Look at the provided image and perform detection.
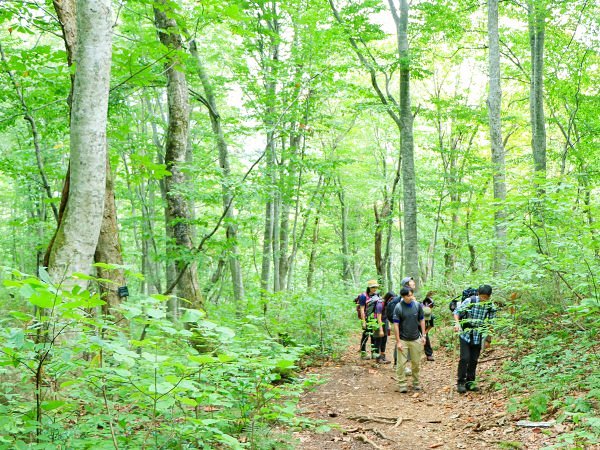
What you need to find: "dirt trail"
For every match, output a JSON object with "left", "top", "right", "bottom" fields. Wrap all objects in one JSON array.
[{"left": 294, "top": 338, "right": 563, "bottom": 449}]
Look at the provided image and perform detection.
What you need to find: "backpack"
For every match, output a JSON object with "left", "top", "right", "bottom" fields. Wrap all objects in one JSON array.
[
  {"left": 365, "top": 294, "right": 382, "bottom": 319},
  {"left": 449, "top": 287, "right": 478, "bottom": 313},
  {"left": 354, "top": 293, "right": 370, "bottom": 319},
  {"left": 386, "top": 296, "right": 401, "bottom": 323}
]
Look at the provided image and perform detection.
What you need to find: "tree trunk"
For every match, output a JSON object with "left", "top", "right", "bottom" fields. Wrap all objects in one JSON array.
[
  {"left": 394, "top": 0, "right": 419, "bottom": 282},
  {"left": 190, "top": 40, "right": 244, "bottom": 304},
  {"left": 47, "top": 0, "right": 112, "bottom": 286},
  {"left": 49, "top": 0, "right": 125, "bottom": 311},
  {"left": 529, "top": 0, "right": 547, "bottom": 178},
  {"left": 337, "top": 179, "right": 352, "bottom": 285},
  {"left": 94, "top": 163, "right": 126, "bottom": 315},
  {"left": 487, "top": 0, "right": 507, "bottom": 274},
  {"left": 306, "top": 214, "right": 320, "bottom": 291},
  {"left": 154, "top": 0, "right": 201, "bottom": 309}
]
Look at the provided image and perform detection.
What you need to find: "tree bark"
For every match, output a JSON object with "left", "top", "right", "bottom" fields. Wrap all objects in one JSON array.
[
  {"left": 529, "top": 0, "right": 547, "bottom": 178},
  {"left": 336, "top": 178, "right": 352, "bottom": 285},
  {"left": 154, "top": 0, "right": 201, "bottom": 309},
  {"left": 47, "top": 0, "right": 112, "bottom": 286},
  {"left": 392, "top": 0, "right": 419, "bottom": 282},
  {"left": 487, "top": 0, "right": 508, "bottom": 274},
  {"left": 48, "top": 0, "right": 125, "bottom": 313},
  {"left": 190, "top": 40, "right": 245, "bottom": 304}
]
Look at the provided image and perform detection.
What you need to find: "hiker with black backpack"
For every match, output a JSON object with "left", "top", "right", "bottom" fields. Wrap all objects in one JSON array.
[
  {"left": 393, "top": 286, "right": 426, "bottom": 393},
  {"left": 422, "top": 292, "right": 436, "bottom": 361},
  {"left": 453, "top": 284, "right": 497, "bottom": 393},
  {"left": 357, "top": 280, "right": 381, "bottom": 359},
  {"left": 374, "top": 292, "right": 395, "bottom": 364}
]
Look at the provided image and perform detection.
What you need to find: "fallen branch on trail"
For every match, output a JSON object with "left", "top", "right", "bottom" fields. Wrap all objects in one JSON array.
[
  {"left": 392, "top": 416, "right": 413, "bottom": 428},
  {"left": 372, "top": 428, "right": 393, "bottom": 441},
  {"left": 479, "top": 355, "right": 511, "bottom": 363},
  {"left": 356, "top": 434, "right": 384, "bottom": 450},
  {"left": 348, "top": 414, "right": 398, "bottom": 424}
]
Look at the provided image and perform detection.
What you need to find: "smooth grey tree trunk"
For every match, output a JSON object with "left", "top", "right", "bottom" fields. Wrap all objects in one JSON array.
[
  {"left": 529, "top": 0, "right": 547, "bottom": 178},
  {"left": 487, "top": 0, "right": 508, "bottom": 274},
  {"left": 154, "top": 0, "right": 201, "bottom": 310},
  {"left": 190, "top": 40, "right": 245, "bottom": 304},
  {"left": 260, "top": 137, "right": 275, "bottom": 296},
  {"left": 48, "top": 0, "right": 112, "bottom": 286},
  {"left": 392, "top": 0, "right": 419, "bottom": 281},
  {"left": 336, "top": 179, "right": 352, "bottom": 285},
  {"left": 329, "top": 0, "right": 419, "bottom": 283}
]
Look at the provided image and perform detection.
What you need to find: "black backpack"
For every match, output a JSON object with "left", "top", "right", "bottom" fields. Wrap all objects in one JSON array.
[
  {"left": 449, "top": 287, "right": 478, "bottom": 313},
  {"left": 386, "top": 296, "right": 401, "bottom": 323}
]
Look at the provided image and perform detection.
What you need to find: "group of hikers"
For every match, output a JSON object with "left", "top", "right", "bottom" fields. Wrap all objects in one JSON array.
[{"left": 356, "top": 277, "right": 496, "bottom": 394}]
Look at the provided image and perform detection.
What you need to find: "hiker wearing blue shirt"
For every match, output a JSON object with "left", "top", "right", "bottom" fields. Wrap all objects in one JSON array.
[{"left": 453, "top": 284, "right": 497, "bottom": 393}]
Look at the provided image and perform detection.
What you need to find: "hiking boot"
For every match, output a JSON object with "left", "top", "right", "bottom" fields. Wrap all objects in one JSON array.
[
  {"left": 457, "top": 383, "right": 467, "bottom": 394},
  {"left": 413, "top": 385, "right": 422, "bottom": 392},
  {"left": 466, "top": 382, "right": 479, "bottom": 392},
  {"left": 426, "top": 356, "right": 435, "bottom": 361},
  {"left": 360, "top": 352, "right": 371, "bottom": 360},
  {"left": 376, "top": 355, "right": 391, "bottom": 364},
  {"left": 397, "top": 386, "right": 408, "bottom": 393}
]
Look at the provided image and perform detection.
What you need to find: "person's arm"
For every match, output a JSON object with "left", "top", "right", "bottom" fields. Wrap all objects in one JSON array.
[
  {"left": 394, "top": 321, "right": 402, "bottom": 351},
  {"left": 453, "top": 313, "right": 461, "bottom": 332},
  {"left": 453, "top": 298, "right": 469, "bottom": 331},
  {"left": 359, "top": 294, "right": 367, "bottom": 328},
  {"left": 418, "top": 305, "right": 426, "bottom": 343}
]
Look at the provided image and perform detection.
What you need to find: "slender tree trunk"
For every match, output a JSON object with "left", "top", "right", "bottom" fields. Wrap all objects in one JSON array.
[
  {"left": 261, "top": 137, "right": 276, "bottom": 296},
  {"left": 190, "top": 40, "right": 244, "bottom": 303},
  {"left": 391, "top": 0, "right": 419, "bottom": 281},
  {"left": 306, "top": 214, "right": 320, "bottom": 291},
  {"left": 94, "top": 163, "right": 126, "bottom": 315},
  {"left": 47, "top": 0, "right": 112, "bottom": 285},
  {"left": 154, "top": 0, "right": 201, "bottom": 309},
  {"left": 337, "top": 179, "right": 352, "bottom": 285},
  {"left": 529, "top": 0, "right": 547, "bottom": 178},
  {"left": 487, "top": 0, "right": 507, "bottom": 274}
]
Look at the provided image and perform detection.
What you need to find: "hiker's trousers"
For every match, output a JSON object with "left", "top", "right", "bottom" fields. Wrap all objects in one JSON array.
[
  {"left": 396, "top": 339, "right": 423, "bottom": 388},
  {"left": 457, "top": 337, "right": 482, "bottom": 384}
]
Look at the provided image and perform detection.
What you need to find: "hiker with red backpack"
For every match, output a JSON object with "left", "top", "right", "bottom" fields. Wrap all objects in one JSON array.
[{"left": 357, "top": 280, "right": 381, "bottom": 359}]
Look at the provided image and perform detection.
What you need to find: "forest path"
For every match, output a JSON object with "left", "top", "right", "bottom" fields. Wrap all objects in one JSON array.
[{"left": 294, "top": 336, "right": 561, "bottom": 449}]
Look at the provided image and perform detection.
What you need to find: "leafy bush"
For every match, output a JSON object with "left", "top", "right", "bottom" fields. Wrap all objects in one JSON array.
[{"left": 0, "top": 271, "right": 349, "bottom": 449}]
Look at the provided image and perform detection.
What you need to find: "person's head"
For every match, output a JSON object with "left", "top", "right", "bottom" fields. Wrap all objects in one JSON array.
[
  {"left": 422, "top": 296, "right": 435, "bottom": 308},
  {"left": 401, "top": 276, "right": 416, "bottom": 290},
  {"left": 383, "top": 291, "right": 396, "bottom": 302},
  {"left": 478, "top": 284, "right": 493, "bottom": 301},
  {"left": 399, "top": 286, "right": 414, "bottom": 302},
  {"left": 366, "top": 279, "right": 379, "bottom": 294}
]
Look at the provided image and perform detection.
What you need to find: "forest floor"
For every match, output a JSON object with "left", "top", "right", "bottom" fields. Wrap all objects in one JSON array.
[{"left": 293, "top": 336, "right": 567, "bottom": 450}]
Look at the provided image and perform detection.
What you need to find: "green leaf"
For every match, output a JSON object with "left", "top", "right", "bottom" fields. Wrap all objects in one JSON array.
[
  {"left": 28, "top": 291, "right": 58, "bottom": 309},
  {"left": 41, "top": 400, "right": 66, "bottom": 411},
  {"left": 275, "top": 360, "right": 296, "bottom": 369}
]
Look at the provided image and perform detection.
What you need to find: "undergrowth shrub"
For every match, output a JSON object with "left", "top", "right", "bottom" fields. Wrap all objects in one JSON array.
[{"left": 0, "top": 270, "right": 352, "bottom": 449}]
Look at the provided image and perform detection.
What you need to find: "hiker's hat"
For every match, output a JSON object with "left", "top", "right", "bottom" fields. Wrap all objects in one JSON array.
[
  {"left": 367, "top": 279, "right": 379, "bottom": 288},
  {"left": 400, "top": 276, "right": 414, "bottom": 286}
]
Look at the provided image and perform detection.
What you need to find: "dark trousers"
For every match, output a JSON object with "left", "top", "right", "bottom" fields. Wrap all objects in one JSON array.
[
  {"left": 372, "top": 333, "right": 387, "bottom": 355},
  {"left": 424, "top": 333, "right": 433, "bottom": 357},
  {"left": 457, "top": 337, "right": 482, "bottom": 385},
  {"left": 360, "top": 328, "right": 373, "bottom": 353}
]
